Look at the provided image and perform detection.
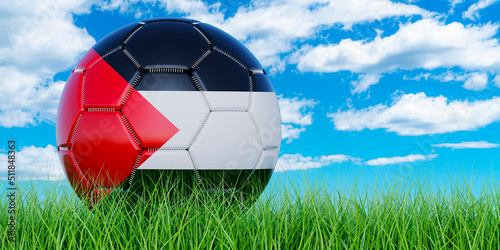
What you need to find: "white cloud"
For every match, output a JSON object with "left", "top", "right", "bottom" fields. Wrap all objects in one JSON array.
[
  {"left": 365, "top": 154, "right": 437, "bottom": 166},
  {"left": 100, "top": 0, "right": 430, "bottom": 72},
  {"left": 0, "top": 145, "right": 64, "bottom": 180},
  {"left": 296, "top": 19, "right": 500, "bottom": 90},
  {"left": 432, "top": 141, "right": 500, "bottom": 149},
  {"left": 463, "top": 72, "right": 489, "bottom": 90},
  {"left": 351, "top": 74, "right": 382, "bottom": 94},
  {"left": 0, "top": 0, "right": 95, "bottom": 127},
  {"left": 276, "top": 153, "right": 357, "bottom": 172},
  {"left": 329, "top": 92, "right": 500, "bottom": 136},
  {"left": 463, "top": 0, "right": 499, "bottom": 20},
  {"left": 278, "top": 95, "right": 317, "bottom": 143},
  {"left": 494, "top": 75, "right": 500, "bottom": 87}
]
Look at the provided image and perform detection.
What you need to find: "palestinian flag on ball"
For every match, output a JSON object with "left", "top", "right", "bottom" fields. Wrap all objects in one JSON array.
[{"left": 56, "top": 18, "right": 281, "bottom": 207}]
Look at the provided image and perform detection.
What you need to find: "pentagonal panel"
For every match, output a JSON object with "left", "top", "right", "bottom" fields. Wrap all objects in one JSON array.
[
  {"left": 72, "top": 112, "right": 141, "bottom": 188},
  {"left": 248, "top": 92, "right": 281, "bottom": 149},
  {"left": 122, "top": 89, "right": 179, "bottom": 149},
  {"left": 59, "top": 149, "right": 92, "bottom": 202},
  {"left": 137, "top": 91, "right": 209, "bottom": 149},
  {"left": 255, "top": 148, "right": 279, "bottom": 170},
  {"left": 194, "top": 23, "right": 263, "bottom": 71},
  {"left": 56, "top": 72, "right": 84, "bottom": 147},
  {"left": 92, "top": 22, "right": 142, "bottom": 56},
  {"left": 138, "top": 150, "right": 194, "bottom": 170},
  {"left": 193, "top": 51, "right": 250, "bottom": 91},
  {"left": 125, "top": 22, "right": 210, "bottom": 68},
  {"left": 189, "top": 112, "right": 262, "bottom": 170},
  {"left": 203, "top": 92, "right": 250, "bottom": 111},
  {"left": 135, "top": 73, "right": 197, "bottom": 91},
  {"left": 84, "top": 55, "right": 132, "bottom": 109},
  {"left": 251, "top": 73, "right": 275, "bottom": 92},
  {"left": 101, "top": 50, "right": 141, "bottom": 85}
]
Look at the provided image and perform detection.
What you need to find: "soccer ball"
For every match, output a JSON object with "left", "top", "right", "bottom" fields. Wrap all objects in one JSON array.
[{"left": 56, "top": 18, "right": 281, "bottom": 207}]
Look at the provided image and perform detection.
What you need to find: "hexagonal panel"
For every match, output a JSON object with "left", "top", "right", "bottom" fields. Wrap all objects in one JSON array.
[
  {"left": 193, "top": 50, "right": 250, "bottom": 91},
  {"left": 122, "top": 89, "right": 179, "bottom": 149},
  {"left": 137, "top": 150, "right": 194, "bottom": 170},
  {"left": 203, "top": 91, "right": 250, "bottom": 111},
  {"left": 194, "top": 23, "right": 263, "bottom": 71},
  {"left": 125, "top": 22, "right": 210, "bottom": 68},
  {"left": 56, "top": 72, "right": 84, "bottom": 147},
  {"left": 71, "top": 111, "right": 141, "bottom": 188},
  {"left": 189, "top": 112, "right": 262, "bottom": 170},
  {"left": 137, "top": 91, "right": 209, "bottom": 149},
  {"left": 84, "top": 56, "right": 132, "bottom": 109},
  {"left": 248, "top": 92, "right": 281, "bottom": 149}
]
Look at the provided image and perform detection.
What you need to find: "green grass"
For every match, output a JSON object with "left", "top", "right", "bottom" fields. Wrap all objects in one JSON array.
[{"left": 1, "top": 173, "right": 500, "bottom": 249}]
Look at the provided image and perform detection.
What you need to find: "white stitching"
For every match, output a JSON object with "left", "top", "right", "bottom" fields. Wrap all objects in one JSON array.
[
  {"left": 121, "top": 115, "right": 141, "bottom": 146},
  {"left": 128, "top": 154, "right": 142, "bottom": 185},
  {"left": 124, "top": 25, "right": 144, "bottom": 45},
  {"left": 192, "top": 25, "right": 211, "bottom": 45},
  {"left": 215, "top": 49, "right": 247, "bottom": 70},
  {"left": 191, "top": 50, "right": 211, "bottom": 69},
  {"left": 211, "top": 109, "right": 247, "bottom": 112},
  {"left": 123, "top": 49, "right": 141, "bottom": 68},
  {"left": 248, "top": 112, "right": 263, "bottom": 148},
  {"left": 146, "top": 148, "right": 184, "bottom": 151},
  {"left": 147, "top": 68, "right": 186, "bottom": 73},
  {"left": 87, "top": 108, "right": 116, "bottom": 112},
  {"left": 70, "top": 114, "right": 83, "bottom": 145},
  {"left": 187, "top": 151, "right": 203, "bottom": 184},
  {"left": 190, "top": 75, "right": 203, "bottom": 91},
  {"left": 70, "top": 151, "right": 90, "bottom": 185}
]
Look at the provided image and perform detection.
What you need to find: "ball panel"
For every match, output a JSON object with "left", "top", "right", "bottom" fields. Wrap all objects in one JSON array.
[
  {"left": 248, "top": 92, "right": 282, "bottom": 149},
  {"left": 137, "top": 91, "right": 210, "bottom": 149},
  {"left": 135, "top": 73, "right": 197, "bottom": 91},
  {"left": 56, "top": 72, "right": 84, "bottom": 147},
  {"left": 125, "top": 22, "right": 210, "bottom": 68},
  {"left": 74, "top": 48, "right": 101, "bottom": 71},
  {"left": 203, "top": 91, "right": 250, "bottom": 111},
  {"left": 128, "top": 169, "right": 197, "bottom": 200},
  {"left": 194, "top": 23, "right": 263, "bottom": 71},
  {"left": 141, "top": 17, "right": 198, "bottom": 24},
  {"left": 101, "top": 50, "right": 141, "bottom": 85},
  {"left": 251, "top": 73, "right": 275, "bottom": 92},
  {"left": 193, "top": 51, "right": 250, "bottom": 91},
  {"left": 59, "top": 149, "right": 92, "bottom": 202},
  {"left": 197, "top": 169, "right": 253, "bottom": 191},
  {"left": 255, "top": 148, "right": 279, "bottom": 170},
  {"left": 72, "top": 112, "right": 141, "bottom": 188},
  {"left": 189, "top": 112, "right": 262, "bottom": 170},
  {"left": 92, "top": 22, "right": 142, "bottom": 56},
  {"left": 137, "top": 150, "right": 195, "bottom": 170},
  {"left": 238, "top": 168, "right": 273, "bottom": 198},
  {"left": 91, "top": 188, "right": 112, "bottom": 205},
  {"left": 122, "top": 89, "right": 179, "bottom": 148},
  {"left": 84, "top": 57, "right": 132, "bottom": 109}
]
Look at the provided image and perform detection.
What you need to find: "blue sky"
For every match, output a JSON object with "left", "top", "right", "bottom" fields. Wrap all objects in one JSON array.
[{"left": 1, "top": 0, "right": 500, "bottom": 188}]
